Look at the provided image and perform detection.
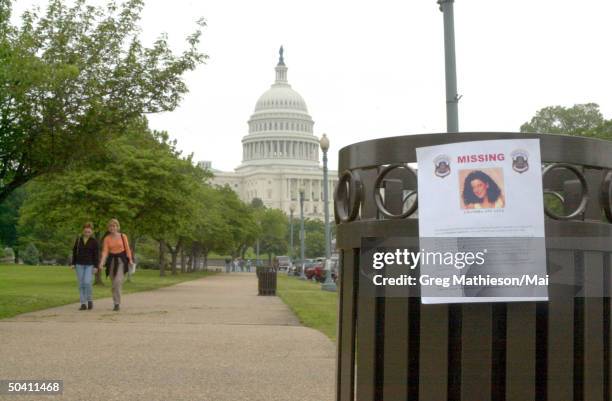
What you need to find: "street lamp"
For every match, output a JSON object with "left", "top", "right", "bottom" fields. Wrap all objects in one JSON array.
[
  {"left": 299, "top": 190, "right": 307, "bottom": 280},
  {"left": 319, "top": 134, "right": 336, "bottom": 291},
  {"left": 289, "top": 205, "right": 295, "bottom": 260}
]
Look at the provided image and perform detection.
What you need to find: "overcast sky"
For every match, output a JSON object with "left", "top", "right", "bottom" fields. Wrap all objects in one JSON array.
[{"left": 14, "top": 0, "right": 612, "bottom": 171}]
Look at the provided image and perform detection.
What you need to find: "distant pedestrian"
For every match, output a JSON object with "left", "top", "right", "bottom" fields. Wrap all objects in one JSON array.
[
  {"left": 70, "top": 222, "right": 100, "bottom": 311},
  {"left": 225, "top": 257, "right": 231, "bottom": 273},
  {"left": 98, "top": 218, "right": 133, "bottom": 312},
  {"left": 239, "top": 258, "right": 245, "bottom": 272}
]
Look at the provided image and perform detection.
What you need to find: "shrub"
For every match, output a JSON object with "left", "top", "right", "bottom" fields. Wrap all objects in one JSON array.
[
  {"left": 3, "top": 248, "right": 15, "bottom": 262},
  {"left": 22, "top": 243, "right": 40, "bottom": 265}
]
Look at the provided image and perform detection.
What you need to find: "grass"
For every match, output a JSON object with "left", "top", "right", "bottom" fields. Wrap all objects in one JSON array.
[
  {"left": 0, "top": 264, "right": 213, "bottom": 320},
  {"left": 276, "top": 274, "right": 338, "bottom": 341}
]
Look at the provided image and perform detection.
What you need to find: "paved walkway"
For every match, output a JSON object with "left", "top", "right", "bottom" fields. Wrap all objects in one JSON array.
[{"left": 0, "top": 273, "right": 335, "bottom": 401}]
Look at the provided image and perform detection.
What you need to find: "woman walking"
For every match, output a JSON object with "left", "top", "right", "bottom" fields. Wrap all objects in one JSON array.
[
  {"left": 71, "top": 222, "right": 100, "bottom": 311},
  {"left": 98, "top": 219, "right": 133, "bottom": 312}
]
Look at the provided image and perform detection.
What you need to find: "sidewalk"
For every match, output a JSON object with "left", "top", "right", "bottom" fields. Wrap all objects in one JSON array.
[{"left": 0, "top": 273, "right": 335, "bottom": 401}]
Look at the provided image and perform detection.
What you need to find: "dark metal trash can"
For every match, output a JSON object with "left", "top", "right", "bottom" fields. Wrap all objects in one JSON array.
[
  {"left": 257, "top": 266, "right": 277, "bottom": 296},
  {"left": 334, "top": 132, "right": 612, "bottom": 401}
]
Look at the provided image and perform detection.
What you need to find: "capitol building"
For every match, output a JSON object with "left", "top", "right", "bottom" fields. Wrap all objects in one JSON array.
[{"left": 210, "top": 48, "right": 338, "bottom": 220}]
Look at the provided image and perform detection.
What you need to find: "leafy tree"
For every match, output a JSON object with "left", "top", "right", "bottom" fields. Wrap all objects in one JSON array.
[
  {"left": 18, "top": 218, "right": 73, "bottom": 263},
  {"left": 217, "top": 186, "right": 259, "bottom": 257},
  {"left": 188, "top": 185, "right": 232, "bottom": 271},
  {"left": 259, "top": 208, "right": 288, "bottom": 263},
  {"left": 2, "top": 247, "right": 14, "bottom": 262},
  {"left": 22, "top": 242, "right": 39, "bottom": 265},
  {"left": 521, "top": 103, "right": 611, "bottom": 215},
  {"left": 0, "top": 0, "right": 207, "bottom": 203},
  {"left": 305, "top": 230, "right": 325, "bottom": 258},
  {"left": 0, "top": 187, "right": 24, "bottom": 261},
  {"left": 584, "top": 120, "right": 612, "bottom": 140},
  {"left": 287, "top": 218, "right": 332, "bottom": 258},
  {"left": 17, "top": 119, "right": 210, "bottom": 278},
  {"left": 520, "top": 103, "right": 607, "bottom": 138},
  {"left": 250, "top": 197, "right": 265, "bottom": 209}
]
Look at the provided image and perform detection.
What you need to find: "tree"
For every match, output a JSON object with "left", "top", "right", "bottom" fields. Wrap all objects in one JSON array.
[
  {"left": 287, "top": 218, "right": 330, "bottom": 258},
  {"left": 521, "top": 103, "right": 611, "bottom": 216},
  {"left": 0, "top": 0, "right": 207, "bottom": 203},
  {"left": 0, "top": 187, "right": 24, "bottom": 261},
  {"left": 22, "top": 243, "right": 39, "bottom": 265},
  {"left": 305, "top": 230, "right": 325, "bottom": 258},
  {"left": 17, "top": 119, "right": 210, "bottom": 278},
  {"left": 250, "top": 197, "right": 264, "bottom": 209},
  {"left": 188, "top": 185, "right": 232, "bottom": 270},
  {"left": 258, "top": 208, "right": 288, "bottom": 264},
  {"left": 520, "top": 103, "right": 605, "bottom": 136}
]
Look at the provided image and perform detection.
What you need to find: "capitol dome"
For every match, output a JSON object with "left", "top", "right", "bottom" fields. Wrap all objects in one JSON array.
[
  {"left": 239, "top": 47, "right": 320, "bottom": 168},
  {"left": 254, "top": 86, "right": 309, "bottom": 113}
]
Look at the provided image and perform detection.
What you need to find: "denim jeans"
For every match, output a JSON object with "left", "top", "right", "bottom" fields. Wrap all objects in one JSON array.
[{"left": 75, "top": 264, "right": 94, "bottom": 304}]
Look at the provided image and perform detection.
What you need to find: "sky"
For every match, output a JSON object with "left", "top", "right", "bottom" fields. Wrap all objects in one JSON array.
[{"left": 13, "top": 0, "right": 612, "bottom": 172}]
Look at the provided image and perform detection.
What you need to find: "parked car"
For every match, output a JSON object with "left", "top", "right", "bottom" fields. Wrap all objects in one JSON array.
[
  {"left": 304, "top": 260, "right": 324, "bottom": 281},
  {"left": 290, "top": 259, "right": 315, "bottom": 276},
  {"left": 305, "top": 258, "right": 339, "bottom": 282},
  {"left": 273, "top": 255, "right": 292, "bottom": 271}
]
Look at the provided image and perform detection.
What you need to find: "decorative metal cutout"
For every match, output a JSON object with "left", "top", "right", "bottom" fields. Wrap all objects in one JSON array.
[
  {"left": 334, "top": 170, "right": 363, "bottom": 223},
  {"left": 542, "top": 163, "right": 589, "bottom": 220},
  {"left": 373, "top": 164, "right": 419, "bottom": 219}
]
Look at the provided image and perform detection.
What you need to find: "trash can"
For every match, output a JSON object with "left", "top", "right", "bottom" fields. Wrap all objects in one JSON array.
[
  {"left": 334, "top": 132, "right": 612, "bottom": 401},
  {"left": 257, "top": 266, "right": 277, "bottom": 296}
]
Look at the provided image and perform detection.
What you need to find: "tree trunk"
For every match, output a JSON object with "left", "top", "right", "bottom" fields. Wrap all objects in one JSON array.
[
  {"left": 180, "top": 247, "right": 186, "bottom": 273},
  {"left": 158, "top": 240, "right": 166, "bottom": 277},
  {"left": 186, "top": 253, "right": 193, "bottom": 273},
  {"left": 170, "top": 252, "right": 178, "bottom": 275},
  {"left": 190, "top": 243, "right": 198, "bottom": 272},
  {"left": 166, "top": 239, "right": 181, "bottom": 276}
]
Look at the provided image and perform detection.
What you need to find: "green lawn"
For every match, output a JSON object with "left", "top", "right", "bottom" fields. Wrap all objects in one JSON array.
[
  {"left": 276, "top": 274, "right": 338, "bottom": 341},
  {"left": 0, "top": 264, "right": 213, "bottom": 319}
]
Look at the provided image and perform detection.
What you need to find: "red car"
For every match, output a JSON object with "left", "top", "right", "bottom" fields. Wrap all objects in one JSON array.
[
  {"left": 304, "top": 261, "right": 324, "bottom": 281},
  {"left": 305, "top": 260, "right": 338, "bottom": 283}
]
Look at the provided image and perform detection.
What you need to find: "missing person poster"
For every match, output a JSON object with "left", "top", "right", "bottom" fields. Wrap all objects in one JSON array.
[{"left": 415, "top": 139, "right": 548, "bottom": 304}]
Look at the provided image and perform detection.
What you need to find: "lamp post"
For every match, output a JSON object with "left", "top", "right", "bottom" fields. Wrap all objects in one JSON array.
[
  {"left": 438, "top": 0, "right": 460, "bottom": 133},
  {"left": 289, "top": 204, "right": 295, "bottom": 260},
  {"left": 319, "top": 134, "right": 336, "bottom": 291},
  {"left": 299, "top": 190, "right": 307, "bottom": 280}
]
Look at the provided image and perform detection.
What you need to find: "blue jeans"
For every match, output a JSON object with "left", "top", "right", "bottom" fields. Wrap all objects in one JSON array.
[{"left": 75, "top": 264, "right": 94, "bottom": 304}]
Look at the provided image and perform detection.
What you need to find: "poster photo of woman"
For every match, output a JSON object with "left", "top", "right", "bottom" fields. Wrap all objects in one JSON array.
[{"left": 459, "top": 168, "right": 505, "bottom": 209}]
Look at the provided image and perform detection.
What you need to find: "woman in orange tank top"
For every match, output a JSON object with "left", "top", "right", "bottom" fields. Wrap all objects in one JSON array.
[{"left": 98, "top": 218, "right": 133, "bottom": 312}]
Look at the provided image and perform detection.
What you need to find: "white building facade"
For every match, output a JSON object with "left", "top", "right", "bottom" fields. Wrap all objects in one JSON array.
[{"left": 211, "top": 48, "right": 338, "bottom": 220}]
